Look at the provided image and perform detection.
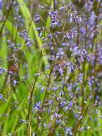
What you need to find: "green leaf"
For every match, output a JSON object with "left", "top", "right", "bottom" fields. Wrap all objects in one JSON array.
[{"left": 17, "top": 0, "right": 48, "bottom": 65}]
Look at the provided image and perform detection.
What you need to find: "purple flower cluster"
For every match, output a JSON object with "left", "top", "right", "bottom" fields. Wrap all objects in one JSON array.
[
  {"left": 0, "top": 0, "right": 102, "bottom": 135},
  {"left": 32, "top": 1, "right": 102, "bottom": 135}
]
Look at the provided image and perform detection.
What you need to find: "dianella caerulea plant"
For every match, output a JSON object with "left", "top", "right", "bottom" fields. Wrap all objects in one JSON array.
[{"left": 0, "top": 0, "right": 102, "bottom": 136}]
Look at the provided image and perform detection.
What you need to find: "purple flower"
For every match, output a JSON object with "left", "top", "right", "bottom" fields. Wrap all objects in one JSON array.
[
  {"left": 0, "top": 94, "right": 3, "bottom": 100},
  {"left": 48, "top": 99, "right": 53, "bottom": 104},
  {"left": 65, "top": 127, "right": 72, "bottom": 135},
  {"left": 13, "top": 80, "right": 17, "bottom": 86},
  {"left": 60, "top": 101, "right": 66, "bottom": 108},
  {"left": 49, "top": 11, "right": 62, "bottom": 28},
  {"left": 59, "top": 68, "right": 63, "bottom": 75},
  {"left": 80, "top": 27, "right": 86, "bottom": 35},
  {"left": 90, "top": 11, "right": 96, "bottom": 22},
  {"left": 68, "top": 101, "right": 73, "bottom": 108},
  {"left": 0, "top": 67, "right": 2, "bottom": 75},
  {"left": 0, "top": 0, "right": 3, "bottom": 9},
  {"left": 34, "top": 15, "right": 40, "bottom": 22},
  {"left": 26, "top": 41, "right": 32, "bottom": 47},
  {"left": 51, "top": 113, "right": 60, "bottom": 120},
  {"left": 64, "top": 31, "right": 73, "bottom": 39},
  {"left": 88, "top": 76, "right": 95, "bottom": 89},
  {"left": 33, "top": 102, "right": 41, "bottom": 111}
]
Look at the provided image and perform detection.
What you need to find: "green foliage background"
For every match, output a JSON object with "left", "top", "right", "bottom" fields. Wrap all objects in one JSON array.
[{"left": 0, "top": 0, "right": 102, "bottom": 136}]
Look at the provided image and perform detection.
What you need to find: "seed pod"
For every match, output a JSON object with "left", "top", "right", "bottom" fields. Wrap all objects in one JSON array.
[
  {"left": 56, "top": 59, "right": 66, "bottom": 68},
  {"left": 8, "top": 64, "right": 19, "bottom": 73}
]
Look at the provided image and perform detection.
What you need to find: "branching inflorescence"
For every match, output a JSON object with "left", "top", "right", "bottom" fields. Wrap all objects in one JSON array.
[{"left": 0, "top": 0, "right": 102, "bottom": 136}]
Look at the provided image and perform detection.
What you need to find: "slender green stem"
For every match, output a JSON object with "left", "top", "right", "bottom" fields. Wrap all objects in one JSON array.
[{"left": 27, "top": 50, "right": 42, "bottom": 136}]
